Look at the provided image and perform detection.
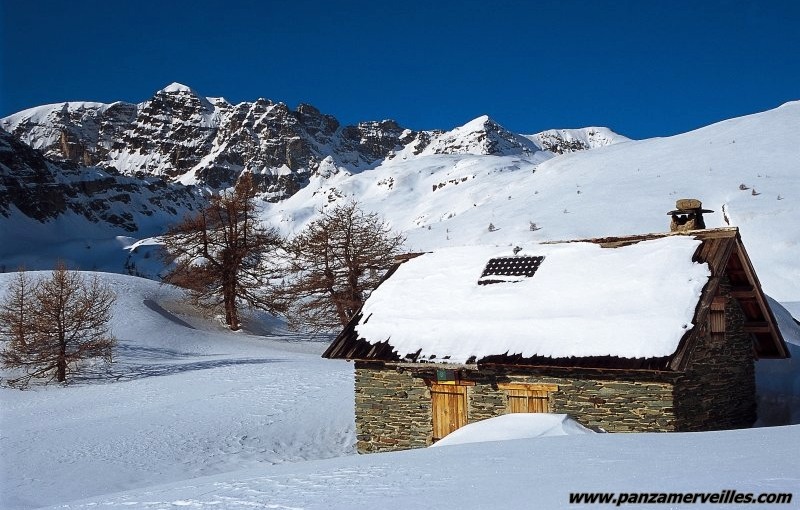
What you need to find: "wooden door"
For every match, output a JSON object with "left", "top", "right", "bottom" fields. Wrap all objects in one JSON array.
[{"left": 430, "top": 383, "right": 468, "bottom": 441}]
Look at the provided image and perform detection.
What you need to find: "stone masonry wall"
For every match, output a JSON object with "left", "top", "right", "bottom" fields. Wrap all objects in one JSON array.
[
  {"left": 354, "top": 361, "right": 678, "bottom": 453},
  {"left": 466, "top": 369, "right": 677, "bottom": 432},
  {"left": 354, "top": 362, "right": 431, "bottom": 453},
  {"left": 673, "top": 280, "right": 756, "bottom": 430}
]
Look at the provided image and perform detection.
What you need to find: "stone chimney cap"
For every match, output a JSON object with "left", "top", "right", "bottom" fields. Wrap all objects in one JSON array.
[{"left": 667, "top": 198, "right": 714, "bottom": 215}]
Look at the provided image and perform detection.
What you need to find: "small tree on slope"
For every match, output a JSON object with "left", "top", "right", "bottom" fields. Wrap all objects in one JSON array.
[
  {"left": 161, "top": 173, "right": 284, "bottom": 330},
  {"left": 280, "top": 202, "right": 405, "bottom": 332},
  {"left": 0, "top": 265, "right": 116, "bottom": 387}
]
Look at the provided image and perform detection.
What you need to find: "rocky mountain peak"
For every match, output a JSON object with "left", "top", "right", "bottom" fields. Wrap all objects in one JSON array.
[
  {"left": 525, "top": 127, "right": 631, "bottom": 154},
  {"left": 2, "top": 84, "right": 629, "bottom": 201},
  {"left": 405, "top": 115, "right": 539, "bottom": 157}
]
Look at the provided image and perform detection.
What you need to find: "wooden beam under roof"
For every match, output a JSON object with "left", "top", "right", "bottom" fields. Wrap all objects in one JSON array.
[{"left": 743, "top": 322, "right": 772, "bottom": 334}]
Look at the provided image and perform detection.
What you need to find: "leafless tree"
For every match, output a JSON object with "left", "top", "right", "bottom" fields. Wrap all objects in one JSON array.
[
  {"left": 1, "top": 264, "right": 116, "bottom": 387},
  {"left": 161, "top": 173, "right": 283, "bottom": 330},
  {"left": 0, "top": 269, "right": 32, "bottom": 353},
  {"left": 281, "top": 202, "right": 405, "bottom": 332}
]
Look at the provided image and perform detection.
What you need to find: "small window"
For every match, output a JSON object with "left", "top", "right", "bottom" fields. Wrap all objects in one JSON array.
[{"left": 498, "top": 383, "right": 557, "bottom": 413}]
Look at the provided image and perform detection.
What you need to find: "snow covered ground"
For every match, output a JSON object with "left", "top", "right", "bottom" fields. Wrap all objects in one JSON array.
[
  {"left": 2, "top": 102, "right": 800, "bottom": 508},
  {"left": 0, "top": 273, "right": 355, "bottom": 510},
  {"left": 2, "top": 272, "right": 799, "bottom": 509},
  {"left": 35, "top": 425, "right": 800, "bottom": 510}
]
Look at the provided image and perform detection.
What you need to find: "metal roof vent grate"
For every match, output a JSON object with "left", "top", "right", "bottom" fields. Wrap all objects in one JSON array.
[{"left": 478, "top": 256, "right": 545, "bottom": 285}]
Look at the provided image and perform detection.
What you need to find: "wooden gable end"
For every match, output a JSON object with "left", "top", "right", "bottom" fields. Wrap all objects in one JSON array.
[
  {"left": 668, "top": 229, "right": 789, "bottom": 370},
  {"left": 725, "top": 239, "right": 788, "bottom": 358}
]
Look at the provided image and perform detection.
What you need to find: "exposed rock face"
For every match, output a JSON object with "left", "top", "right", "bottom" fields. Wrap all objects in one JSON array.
[
  {"left": 1, "top": 83, "right": 629, "bottom": 202},
  {"left": 525, "top": 127, "right": 630, "bottom": 154},
  {"left": 109, "top": 85, "right": 219, "bottom": 179},
  {"left": 2, "top": 101, "right": 137, "bottom": 166},
  {"left": 0, "top": 129, "right": 202, "bottom": 232},
  {"left": 1, "top": 84, "right": 416, "bottom": 200}
]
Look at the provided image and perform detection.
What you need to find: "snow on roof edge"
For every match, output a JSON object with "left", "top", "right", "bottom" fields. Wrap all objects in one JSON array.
[{"left": 355, "top": 236, "right": 710, "bottom": 363}]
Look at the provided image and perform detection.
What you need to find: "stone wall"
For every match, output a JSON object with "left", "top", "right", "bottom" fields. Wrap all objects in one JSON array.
[
  {"left": 354, "top": 362, "right": 432, "bottom": 453},
  {"left": 354, "top": 361, "right": 678, "bottom": 453},
  {"left": 466, "top": 370, "right": 676, "bottom": 432},
  {"left": 673, "top": 280, "right": 756, "bottom": 430},
  {"left": 469, "top": 372, "right": 675, "bottom": 432}
]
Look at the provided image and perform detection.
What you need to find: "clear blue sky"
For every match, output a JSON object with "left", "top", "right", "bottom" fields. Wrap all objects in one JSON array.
[{"left": 2, "top": 0, "right": 798, "bottom": 139}]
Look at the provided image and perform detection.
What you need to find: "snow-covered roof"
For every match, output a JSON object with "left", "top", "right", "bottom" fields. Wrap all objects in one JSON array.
[
  {"left": 324, "top": 228, "right": 788, "bottom": 368},
  {"left": 353, "top": 236, "right": 709, "bottom": 363}
]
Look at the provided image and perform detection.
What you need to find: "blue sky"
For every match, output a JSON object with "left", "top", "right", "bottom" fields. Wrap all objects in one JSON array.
[{"left": 1, "top": 0, "right": 798, "bottom": 139}]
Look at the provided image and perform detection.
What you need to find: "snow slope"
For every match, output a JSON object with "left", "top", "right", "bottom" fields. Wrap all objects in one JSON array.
[
  {"left": 266, "top": 100, "right": 800, "bottom": 302},
  {"left": 0, "top": 273, "right": 354, "bottom": 510}
]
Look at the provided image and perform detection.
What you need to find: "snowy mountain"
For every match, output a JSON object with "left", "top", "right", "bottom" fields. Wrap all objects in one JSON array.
[
  {"left": 264, "top": 100, "right": 800, "bottom": 304},
  {"left": 0, "top": 128, "right": 204, "bottom": 272},
  {"left": 1, "top": 83, "right": 625, "bottom": 199},
  {"left": 524, "top": 126, "right": 630, "bottom": 153},
  {"left": 0, "top": 128, "right": 201, "bottom": 227}
]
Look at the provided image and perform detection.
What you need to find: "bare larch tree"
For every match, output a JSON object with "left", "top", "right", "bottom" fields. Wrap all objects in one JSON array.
[
  {"left": 161, "top": 173, "right": 283, "bottom": 330},
  {"left": 1, "top": 264, "right": 116, "bottom": 387},
  {"left": 281, "top": 202, "right": 405, "bottom": 332}
]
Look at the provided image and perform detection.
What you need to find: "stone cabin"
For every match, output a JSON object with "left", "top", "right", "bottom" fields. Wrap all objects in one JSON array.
[{"left": 323, "top": 201, "right": 789, "bottom": 453}]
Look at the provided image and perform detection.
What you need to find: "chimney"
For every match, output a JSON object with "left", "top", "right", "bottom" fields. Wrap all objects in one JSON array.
[{"left": 667, "top": 198, "right": 713, "bottom": 232}]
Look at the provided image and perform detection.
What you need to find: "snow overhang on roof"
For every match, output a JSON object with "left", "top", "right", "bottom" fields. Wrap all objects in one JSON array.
[{"left": 352, "top": 236, "right": 710, "bottom": 364}]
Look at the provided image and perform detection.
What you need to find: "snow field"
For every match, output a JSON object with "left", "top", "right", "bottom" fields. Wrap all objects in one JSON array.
[
  {"left": 38, "top": 425, "right": 800, "bottom": 510},
  {"left": 0, "top": 273, "right": 355, "bottom": 510}
]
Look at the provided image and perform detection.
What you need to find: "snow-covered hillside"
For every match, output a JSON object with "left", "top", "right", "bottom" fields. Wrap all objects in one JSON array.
[
  {"left": 266, "top": 100, "right": 800, "bottom": 302},
  {"left": 0, "top": 273, "right": 354, "bottom": 510},
  {"left": 1, "top": 272, "right": 798, "bottom": 510}
]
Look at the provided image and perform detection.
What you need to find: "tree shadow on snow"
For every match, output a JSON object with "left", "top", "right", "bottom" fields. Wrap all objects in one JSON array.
[
  {"left": 73, "top": 357, "right": 286, "bottom": 384},
  {"left": 142, "top": 299, "right": 196, "bottom": 329},
  {"left": 113, "top": 343, "right": 208, "bottom": 360}
]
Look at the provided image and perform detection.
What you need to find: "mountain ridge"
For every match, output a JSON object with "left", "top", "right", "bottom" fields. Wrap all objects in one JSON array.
[
  {"left": 2, "top": 87, "right": 798, "bottom": 305},
  {"left": 1, "top": 84, "right": 628, "bottom": 199}
]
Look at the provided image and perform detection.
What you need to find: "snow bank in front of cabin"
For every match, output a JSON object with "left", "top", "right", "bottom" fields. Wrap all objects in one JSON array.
[
  {"left": 357, "top": 236, "right": 709, "bottom": 362},
  {"left": 38, "top": 425, "right": 800, "bottom": 510},
  {"left": 431, "top": 414, "right": 595, "bottom": 447}
]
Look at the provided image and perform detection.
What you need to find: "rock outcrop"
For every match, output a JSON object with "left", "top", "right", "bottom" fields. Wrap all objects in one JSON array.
[{"left": 0, "top": 128, "right": 202, "bottom": 232}]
